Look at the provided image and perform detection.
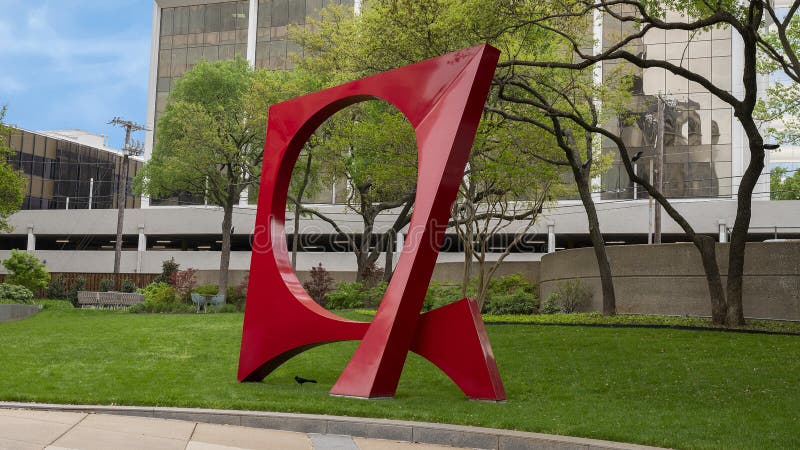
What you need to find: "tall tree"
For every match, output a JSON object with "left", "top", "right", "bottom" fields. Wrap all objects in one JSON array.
[
  {"left": 134, "top": 59, "right": 276, "bottom": 296},
  {"left": 0, "top": 105, "right": 25, "bottom": 233},
  {"left": 497, "top": 0, "right": 793, "bottom": 325},
  {"left": 289, "top": 100, "right": 418, "bottom": 282},
  {"left": 450, "top": 117, "right": 568, "bottom": 308},
  {"left": 294, "top": 1, "right": 618, "bottom": 312}
]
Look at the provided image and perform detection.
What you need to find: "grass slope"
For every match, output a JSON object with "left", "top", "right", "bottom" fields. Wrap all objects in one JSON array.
[{"left": 0, "top": 309, "right": 798, "bottom": 449}]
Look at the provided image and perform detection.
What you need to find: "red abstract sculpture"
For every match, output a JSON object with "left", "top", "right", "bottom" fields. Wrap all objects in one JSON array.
[{"left": 239, "top": 44, "right": 505, "bottom": 401}]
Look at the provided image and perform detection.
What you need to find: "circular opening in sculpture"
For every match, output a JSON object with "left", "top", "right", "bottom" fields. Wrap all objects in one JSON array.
[{"left": 287, "top": 99, "right": 418, "bottom": 310}]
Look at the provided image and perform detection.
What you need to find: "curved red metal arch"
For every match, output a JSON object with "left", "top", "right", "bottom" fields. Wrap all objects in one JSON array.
[{"left": 239, "top": 44, "right": 505, "bottom": 400}]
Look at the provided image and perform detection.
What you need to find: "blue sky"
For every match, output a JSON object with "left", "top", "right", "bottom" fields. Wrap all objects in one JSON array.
[{"left": 0, "top": 0, "right": 152, "bottom": 149}]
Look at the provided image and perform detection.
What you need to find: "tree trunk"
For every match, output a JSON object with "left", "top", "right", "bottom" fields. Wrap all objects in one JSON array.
[
  {"left": 383, "top": 231, "right": 394, "bottom": 282},
  {"left": 574, "top": 171, "right": 616, "bottom": 315},
  {"left": 218, "top": 202, "right": 233, "bottom": 299},
  {"left": 695, "top": 235, "right": 728, "bottom": 324},
  {"left": 722, "top": 26, "right": 764, "bottom": 326},
  {"left": 727, "top": 127, "right": 764, "bottom": 326},
  {"left": 291, "top": 153, "right": 314, "bottom": 270},
  {"left": 292, "top": 206, "right": 302, "bottom": 270}
]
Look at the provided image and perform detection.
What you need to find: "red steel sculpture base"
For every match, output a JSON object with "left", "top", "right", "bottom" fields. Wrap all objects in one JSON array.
[{"left": 238, "top": 44, "right": 505, "bottom": 401}]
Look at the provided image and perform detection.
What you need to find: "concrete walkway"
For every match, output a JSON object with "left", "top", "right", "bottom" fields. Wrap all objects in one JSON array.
[
  {"left": 0, "top": 403, "right": 667, "bottom": 450},
  {"left": 0, "top": 409, "right": 461, "bottom": 450}
]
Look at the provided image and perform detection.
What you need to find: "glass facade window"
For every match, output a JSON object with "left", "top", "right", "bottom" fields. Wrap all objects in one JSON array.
[
  {"left": 155, "top": 1, "right": 250, "bottom": 126},
  {"left": 600, "top": 8, "right": 734, "bottom": 199},
  {"left": 5, "top": 130, "right": 142, "bottom": 210},
  {"left": 254, "top": 0, "right": 353, "bottom": 70}
]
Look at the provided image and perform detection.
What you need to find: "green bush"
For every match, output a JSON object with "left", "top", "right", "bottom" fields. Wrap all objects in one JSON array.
[
  {"left": 483, "top": 291, "right": 538, "bottom": 315},
  {"left": 99, "top": 277, "right": 114, "bottom": 292},
  {"left": 226, "top": 285, "right": 246, "bottom": 311},
  {"left": 45, "top": 275, "right": 68, "bottom": 299},
  {"left": 326, "top": 282, "right": 369, "bottom": 310},
  {"left": 0, "top": 283, "right": 34, "bottom": 303},
  {"left": 142, "top": 282, "right": 178, "bottom": 304},
  {"left": 2, "top": 249, "right": 49, "bottom": 293},
  {"left": 129, "top": 301, "right": 194, "bottom": 314},
  {"left": 194, "top": 284, "right": 219, "bottom": 295},
  {"left": 541, "top": 294, "right": 560, "bottom": 314},
  {"left": 545, "top": 280, "right": 592, "bottom": 313},
  {"left": 35, "top": 299, "right": 74, "bottom": 310},
  {"left": 153, "top": 258, "right": 180, "bottom": 285},
  {"left": 326, "top": 281, "right": 388, "bottom": 310},
  {"left": 68, "top": 276, "right": 86, "bottom": 308},
  {"left": 120, "top": 278, "right": 137, "bottom": 293},
  {"left": 483, "top": 274, "right": 538, "bottom": 315},
  {"left": 424, "top": 282, "right": 464, "bottom": 311}
]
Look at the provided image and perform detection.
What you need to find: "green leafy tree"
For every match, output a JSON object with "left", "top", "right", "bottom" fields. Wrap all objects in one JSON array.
[
  {"left": 290, "top": 100, "right": 419, "bottom": 282},
  {"left": 491, "top": 0, "right": 800, "bottom": 325},
  {"left": 771, "top": 166, "right": 800, "bottom": 200},
  {"left": 2, "top": 249, "right": 50, "bottom": 293},
  {"left": 135, "top": 58, "right": 278, "bottom": 296},
  {"left": 293, "top": 1, "right": 617, "bottom": 312},
  {"left": 0, "top": 105, "right": 25, "bottom": 232}
]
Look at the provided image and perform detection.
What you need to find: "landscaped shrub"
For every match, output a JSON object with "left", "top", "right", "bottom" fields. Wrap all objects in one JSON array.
[
  {"left": 484, "top": 291, "right": 538, "bottom": 315},
  {"left": 541, "top": 295, "right": 560, "bottom": 314},
  {"left": 545, "top": 280, "right": 592, "bottom": 313},
  {"left": 366, "top": 281, "right": 388, "bottom": 307},
  {"left": 99, "top": 277, "right": 114, "bottom": 292},
  {"left": 194, "top": 284, "right": 219, "bottom": 295},
  {"left": 483, "top": 274, "right": 538, "bottom": 315},
  {"left": 2, "top": 249, "right": 50, "bottom": 293},
  {"left": 129, "top": 301, "right": 194, "bottom": 314},
  {"left": 68, "top": 276, "right": 86, "bottom": 307},
  {"left": 170, "top": 268, "right": 197, "bottom": 302},
  {"left": 153, "top": 258, "right": 180, "bottom": 285},
  {"left": 424, "top": 282, "right": 459, "bottom": 311},
  {"left": 45, "top": 275, "right": 68, "bottom": 299},
  {"left": 360, "top": 260, "right": 384, "bottom": 288},
  {"left": 0, "top": 283, "right": 34, "bottom": 304},
  {"left": 226, "top": 280, "right": 247, "bottom": 311},
  {"left": 120, "top": 278, "right": 137, "bottom": 293},
  {"left": 303, "top": 263, "right": 334, "bottom": 306},
  {"left": 35, "top": 299, "right": 73, "bottom": 310},
  {"left": 326, "top": 282, "right": 369, "bottom": 310},
  {"left": 142, "top": 282, "right": 178, "bottom": 304}
]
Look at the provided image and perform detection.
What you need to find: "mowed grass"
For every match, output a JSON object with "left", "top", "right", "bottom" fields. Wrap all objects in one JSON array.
[{"left": 1, "top": 309, "right": 798, "bottom": 449}]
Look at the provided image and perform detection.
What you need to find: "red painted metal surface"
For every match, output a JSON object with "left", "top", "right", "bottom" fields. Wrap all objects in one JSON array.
[{"left": 238, "top": 44, "right": 505, "bottom": 401}]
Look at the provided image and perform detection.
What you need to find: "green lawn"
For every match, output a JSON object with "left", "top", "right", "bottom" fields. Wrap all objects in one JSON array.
[{"left": 1, "top": 309, "right": 798, "bottom": 449}]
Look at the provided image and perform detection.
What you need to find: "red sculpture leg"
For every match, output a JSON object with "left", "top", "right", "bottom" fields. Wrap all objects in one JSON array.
[
  {"left": 410, "top": 299, "right": 506, "bottom": 401},
  {"left": 238, "top": 44, "right": 505, "bottom": 401}
]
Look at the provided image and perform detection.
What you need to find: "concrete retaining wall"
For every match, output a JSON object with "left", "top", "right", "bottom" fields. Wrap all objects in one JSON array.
[
  {"left": 539, "top": 242, "right": 800, "bottom": 320},
  {"left": 0, "top": 304, "right": 41, "bottom": 323}
]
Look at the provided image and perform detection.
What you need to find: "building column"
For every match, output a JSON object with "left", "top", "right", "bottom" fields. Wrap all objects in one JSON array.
[
  {"left": 26, "top": 225, "right": 35, "bottom": 252},
  {"left": 246, "top": 0, "right": 258, "bottom": 65},
  {"left": 137, "top": 225, "right": 146, "bottom": 273},
  {"left": 718, "top": 220, "right": 727, "bottom": 243},
  {"left": 547, "top": 223, "right": 556, "bottom": 254}
]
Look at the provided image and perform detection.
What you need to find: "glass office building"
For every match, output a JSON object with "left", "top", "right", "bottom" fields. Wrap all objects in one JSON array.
[
  {"left": 147, "top": 0, "right": 353, "bottom": 206},
  {"left": 151, "top": 0, "right": 353, "bottom": 137},
  {"left": 3, "top": 129, "right": 142, "bottom": 210},
  {"left": 600, "top": 7, "right": 736, "bottom": 200}
]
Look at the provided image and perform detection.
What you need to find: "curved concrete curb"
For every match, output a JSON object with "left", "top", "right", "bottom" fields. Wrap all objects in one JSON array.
[{"left": 0, "top": 402, "right": 666, "bottom": 450}]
